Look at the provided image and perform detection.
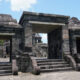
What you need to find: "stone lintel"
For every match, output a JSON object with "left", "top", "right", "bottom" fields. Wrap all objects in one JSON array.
[
  {"left": 29, "top": 21, "right": 65, "bottom": 26},
  {"left": 29, "top": 21, "right": 65, "bottom": 33},
  {"left": 0, "top": 33, "right": 15, "bottom": 36},
  {"left": 19, "top": 11, "right": 70, "bottom": 25},
  {"left": 69, "top": 27, "right": 80, "bottom": 30}
]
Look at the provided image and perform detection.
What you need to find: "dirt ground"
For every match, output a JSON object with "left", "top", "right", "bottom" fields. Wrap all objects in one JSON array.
[{"left": 0, "top": 71, "right": 80, "bottom": 80}]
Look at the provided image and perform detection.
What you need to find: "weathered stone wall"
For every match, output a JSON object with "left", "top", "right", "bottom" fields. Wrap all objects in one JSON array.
[
  {"left": 14, "top": 29, "right": 23, "bottom": 71},
  {"left": 20, "top": 22, "right": 33, "bottom": 72},
  {"left": 48, "top": 27, "right": 62, "bottom": 59},
  {"left": 0, "top": 26, "right": 22, "bottom": 60},
  {"left": 68, "top": 17, "right": 80, "bottom": 55},
  {"left": 62, "top": 25, "right": 70, "bottom": 55},
  {"left": 0, "top": 14, "right": 22, "bottom": 72},
  {"left": 69, "top": 30, "right": 80, "bottom": 55}
]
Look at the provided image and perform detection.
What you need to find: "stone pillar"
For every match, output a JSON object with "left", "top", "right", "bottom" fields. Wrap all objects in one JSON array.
[
  {"left": 10, "top": 38, "right": 12, "bottom": 62},
  {"left": 12, "top": 36, "right": 16, "bottom": 59},
  {"left": 38, "top": 38, "right": 41, "bottom": 43},
  {"left": 62, "top": 24, "right": 70, "bottom": 55},
  {"left": 32, "top": 34, "right": 36, "bottom": 46},
  {"left": 72, "top": 36, "right": 77, "bottom": 54},
  {"left": 35, "top": 38, "right": 37, "bottom": 43},
  {"left": 24, "top": 23, "right": 32, "bottom": 56},
  {"left": 11, "top": 35, "right": 18, "bottom": 61},
  {"left": 21, "top": 23, "right": 33, "bottom": 72},
  {"left": 11, "top": 36, "right": 18, "bottom": 75}
]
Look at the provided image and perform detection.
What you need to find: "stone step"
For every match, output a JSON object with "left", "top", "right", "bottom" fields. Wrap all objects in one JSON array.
[
  {"left": 34, "top": 57, "right": 47, "bottom": 60},
  {"left": 37, "top": 61, "right": 67, "bottom": 66},
  {"left": 34, "top": 58, "right": 74, "bottom": 73},
  {"left": 39, "top": 64, "right": 70, "bottom": 69},
  {"left": 0, "top": 73, "right": 12, "bottom": 76},
  {"left": 0, "top": 62, "right": 12, "bottom": 76},
  {"left": 0, "top": 64, "right": 12, "bottom": 66},
  {"left": 36, "top": 59, "right": 64, "bottom": 63},
  {"left": 40, "top": 67, "right": 73, "bottom": 72},
  {"left": 0, "top": 62, "right": 11, "bottom": 66},
  {"left": 22, "top": 53, "right": 34, "bottom": 56},
  {"left": 0, "top": 70, "right": 12, "bottom": 74},
  {"left": 0, "top": 66, "right": 12, "bottom": 70}
]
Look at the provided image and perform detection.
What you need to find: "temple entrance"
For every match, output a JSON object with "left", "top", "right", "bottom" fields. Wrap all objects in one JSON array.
[
  {"left": 30, "top": 21, "right": 63, "bottom": 59},
  {"left": 76, "top": 37, "right": 80, "bottom": 54},
  {"left": 0, "top": 36, "right": 12, "bottom": 63}
]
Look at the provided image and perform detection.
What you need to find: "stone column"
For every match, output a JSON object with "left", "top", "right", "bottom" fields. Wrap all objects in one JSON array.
[
  {"left": 21, "top": 23, "right": 33, "bottom": 72},
  {"left": 35, "top": 38, "right": 37, "bottom": 43},
  {"left": 24, "top": 23, "right": 32, "bottom": 56},
  {"left": 62, "top": 24, "right": 70, "bottom": 55},
  {"left": 72, "top": 36, "right": 77, "bottom": 54},
  {"left": 12, "top": 36, "right": 18, "bottom": 75},
  {"left": 10, "top": 38, "right": 12, "bottom": 62},
  {"left": 38, "top": 38, "right": 41, "bottom": 43},
  {"left": 12, "top": 36, "right": 16, "bottom": 59},
  {"left": 32, "top": 34, "right": 36, "bottom": 46}
]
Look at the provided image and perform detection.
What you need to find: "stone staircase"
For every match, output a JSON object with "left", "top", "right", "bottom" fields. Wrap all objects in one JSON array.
[
  {"left": 0, "top": 62, "right": 12, "bottom": 76},
  {"left": 36, "top": 58, "right": 74, "bottom": 72}
]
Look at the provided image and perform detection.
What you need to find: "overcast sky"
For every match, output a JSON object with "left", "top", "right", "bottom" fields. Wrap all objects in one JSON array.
[{"left": 0, "top": 0, "right": 80, "bottom": 43}]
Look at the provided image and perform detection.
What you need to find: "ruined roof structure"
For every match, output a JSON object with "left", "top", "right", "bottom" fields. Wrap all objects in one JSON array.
[
  {"left": 0, "top": 14, "right": 21, "bottom": 28},
  {"left": 69, "top": 17, "right": 80, "bottom": 29}
]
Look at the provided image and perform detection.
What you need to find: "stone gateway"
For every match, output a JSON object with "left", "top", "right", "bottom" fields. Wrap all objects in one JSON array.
[{"left": 0, "top": 11, "right": 79, "bottom": 75}]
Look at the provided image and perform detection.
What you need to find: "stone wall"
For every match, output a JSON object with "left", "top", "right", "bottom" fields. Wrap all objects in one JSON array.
[
  {"left": 69, "top": 30, "right": 80, "bottom": 55},
  {"left": 20, "top": 22, "right": 33, "bottom": 72},
  {"left": 69, "top": 17, "right": 80, "bottom": 55},
  {"left": 62, "top": 25, "right": 70, "bottom": 55}
]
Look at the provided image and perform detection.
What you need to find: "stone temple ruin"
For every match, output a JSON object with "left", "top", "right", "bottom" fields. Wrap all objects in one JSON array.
[
  {"left": 0, "top": 11, "right": 80, "bottom": 75},
  {"left": 32, "top": 33, "right": 48, "bottom": 57}
]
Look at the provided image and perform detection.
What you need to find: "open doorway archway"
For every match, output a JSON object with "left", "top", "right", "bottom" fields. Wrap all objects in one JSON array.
[{"left": 0, "top": 35, "right": 12, "bottom": 63}]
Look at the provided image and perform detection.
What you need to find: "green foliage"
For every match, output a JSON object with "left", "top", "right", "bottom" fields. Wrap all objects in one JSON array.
[{"left": 0, "top": 40, "right": 4, "bottom": 45}]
